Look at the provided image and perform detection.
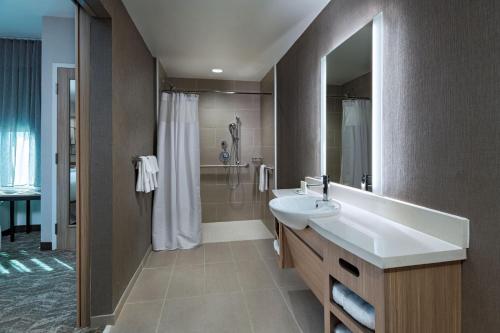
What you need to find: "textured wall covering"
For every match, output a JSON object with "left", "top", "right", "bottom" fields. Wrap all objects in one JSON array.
[
  {"left": 259, "top": 69, "right": 275, "bottom": 232},
  {"left": 276, "top": 0, "right": 500, "bottom": 330},
  {"left": 89, "top": 18, "right": 113, "bottom": 316},
  {"left": 88, "top": 0, "right": 156, "bottom": 317}
]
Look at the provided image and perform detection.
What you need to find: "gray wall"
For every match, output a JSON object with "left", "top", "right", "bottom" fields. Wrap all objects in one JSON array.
[
  {"left": 259, "top": 69, "right": 275, "bottom": 232},
  {"left": 40, "top": 16, "right": 75, "bottom": 243},
  {"left": 276, "top": 0, "right": 500, "bottom": 330},
  {"left": 89, "top": 0, "right": 156, "bottom": 316},
  {"left": 103, "top": 0, "right": 156, "bottom": 311},
  {"left": 89, "top": 17, "right": 113, "bottom": 317}
]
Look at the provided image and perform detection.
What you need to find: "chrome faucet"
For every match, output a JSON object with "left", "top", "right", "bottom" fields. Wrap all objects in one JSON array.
[{"left": 306, "top": 175, "right": 330, "bottom": 206}]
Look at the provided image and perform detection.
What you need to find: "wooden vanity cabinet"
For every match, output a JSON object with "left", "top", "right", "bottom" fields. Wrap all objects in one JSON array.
[{"left": 277, "top": 223, "right": 462, "bottom": 333}]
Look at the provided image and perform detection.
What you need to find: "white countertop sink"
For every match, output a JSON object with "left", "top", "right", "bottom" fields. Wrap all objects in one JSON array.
[
  {"left": 269, "top": 194, "right": 341, "bottom": 230},
  {"left": 271, "top": 187, "right": 469, "bottom": 269}
]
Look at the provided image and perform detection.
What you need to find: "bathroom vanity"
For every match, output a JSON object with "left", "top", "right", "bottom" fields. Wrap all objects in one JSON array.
[{"left": 271, "top": 186, "right": 469, "bottom": 333}]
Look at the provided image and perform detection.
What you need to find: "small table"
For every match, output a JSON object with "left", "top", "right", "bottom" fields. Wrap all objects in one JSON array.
[{"left": 0, "top": 187, "right": 41, "bottom": 242}]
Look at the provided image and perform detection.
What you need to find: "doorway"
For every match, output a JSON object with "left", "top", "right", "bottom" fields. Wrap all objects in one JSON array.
[{"left": 57, "top": 67, "right": 77, "bottom": 250}]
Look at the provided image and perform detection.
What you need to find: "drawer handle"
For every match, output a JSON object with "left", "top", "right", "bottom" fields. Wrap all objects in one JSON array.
[{"left": 339, "top": 258, "right": 360, "bottom": 277}]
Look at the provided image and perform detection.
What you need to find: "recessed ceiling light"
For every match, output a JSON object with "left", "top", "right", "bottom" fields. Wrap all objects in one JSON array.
[{"left": 211, "top": 68, "right": 223, "bottom": 73}]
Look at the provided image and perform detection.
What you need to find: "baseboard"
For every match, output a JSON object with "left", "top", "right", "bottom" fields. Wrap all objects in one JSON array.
[
  {"left": 90, "top": 245, "right": 152, "bottom": 327},
  {"left": 1, "top": 225, "right": 41, "bottom": 236},
  {"left": 40, "top": 242, "right": 52, "bottom": 251}
]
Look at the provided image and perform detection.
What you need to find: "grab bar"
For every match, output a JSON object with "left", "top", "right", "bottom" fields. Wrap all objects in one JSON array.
[{"left": 200, "top": 163, "right": 249, "bottom": 168}]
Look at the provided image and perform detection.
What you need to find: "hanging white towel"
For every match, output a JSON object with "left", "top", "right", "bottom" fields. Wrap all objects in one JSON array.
[
  {"left": 140, "top": 156, "right": 152, "bottom": 192},
  {"left": 136, "top": 155, "right": 159, "bottom": 193},
  {"left": 273, "top": 239, "right": 280, "bottom": 255},
  {"left": 136, "top": 160, "right": 144, "bottom": 192},
  {"left": 147, "top": 155, "right": 160, "bottom": 189},
  {"left": 259, "top": 164, "right": 268, "bottom": 192}
]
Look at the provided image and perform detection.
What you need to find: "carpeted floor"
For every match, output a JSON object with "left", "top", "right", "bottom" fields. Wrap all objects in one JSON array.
[{"left": 0, "top": 232, "right": 101, "bottom": 333}]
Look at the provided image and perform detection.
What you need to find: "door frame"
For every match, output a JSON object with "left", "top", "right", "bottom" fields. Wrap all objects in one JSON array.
[
  {"left": 76, "top": 7, "right": 91, "bottom": 327},
  {"left": 74, "top": 0, "right": 112, "bottom": 326},
  {"left": 56, "top": 66, "right": 76, "bottom": 250},
  {"left": 51, "top": 63, "right": 75, "bottom": 249}
]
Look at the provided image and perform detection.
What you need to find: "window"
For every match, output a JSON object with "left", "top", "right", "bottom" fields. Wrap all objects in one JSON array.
[{"left": 13, "top": 131, "right": 36, "bottom": 186}]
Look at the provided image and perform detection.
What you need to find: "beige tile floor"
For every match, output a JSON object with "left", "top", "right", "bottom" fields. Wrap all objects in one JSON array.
[{"left": 111, "top": 239, "right": 324, "bottom": 333}]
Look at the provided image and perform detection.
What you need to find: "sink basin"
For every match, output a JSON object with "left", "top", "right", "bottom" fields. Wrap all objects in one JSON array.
[{"left": 269, "top": 195, "right": 341, "bottom": 230}]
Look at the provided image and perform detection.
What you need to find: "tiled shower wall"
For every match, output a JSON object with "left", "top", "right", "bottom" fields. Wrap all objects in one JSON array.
[{"left": 168, "top": 78, "right": 263, "bottom": 223}]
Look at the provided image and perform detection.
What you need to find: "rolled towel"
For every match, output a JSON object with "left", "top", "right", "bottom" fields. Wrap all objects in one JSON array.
[
  {"left": 332, "top": 282, "right": 354, "bottom": 307},
  {"left": 343, "top": 292, "right": 375, "bottom": 330},
  {"left": 273, "top": 239, "right": 280, "bottom": 255},
  {"left": 334, "top": 323, "right": 352, "bottom": 333}
]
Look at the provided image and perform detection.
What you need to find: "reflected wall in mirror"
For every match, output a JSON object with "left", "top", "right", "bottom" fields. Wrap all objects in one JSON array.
[
  {"left": 326, "top": 22, "right": 372, "bottom": 191},
  {"left": 69, "top": 79, "right": 76, "bottom": 226}
]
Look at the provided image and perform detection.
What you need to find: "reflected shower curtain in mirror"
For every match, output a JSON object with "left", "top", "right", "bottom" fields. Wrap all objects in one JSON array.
[
  {"left": 0, "top": 39, "right": 41, "bottom": 187},
  {"left": 153, "top": 92, "right": 201, "bottom": 250},
  {"left": 340, "top": 100, "right": 372, "bottom": 188}
]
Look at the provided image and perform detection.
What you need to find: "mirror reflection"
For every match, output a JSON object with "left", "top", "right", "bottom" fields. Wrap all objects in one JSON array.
[
  {"left": 326, "top": 22, "right": 372, "bottom": 190},
  {"left": 69, "top": 79, "right": 76, "bottom": 225}
]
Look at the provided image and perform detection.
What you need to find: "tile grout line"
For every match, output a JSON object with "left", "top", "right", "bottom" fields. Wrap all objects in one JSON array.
[
  {"left": 154, "top": 250, "right": 178, "bottom": 333},
  {"left": 255, "top": 240, "right": 304, "bottom": 333},
  {"left": 230, "top": 242, "right": 256, "bottom": 333}
]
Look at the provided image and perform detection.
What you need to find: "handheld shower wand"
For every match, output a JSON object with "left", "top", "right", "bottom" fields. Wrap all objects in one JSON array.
[{"left": 226, "top": 116, "right": 241, "bottom": 189}]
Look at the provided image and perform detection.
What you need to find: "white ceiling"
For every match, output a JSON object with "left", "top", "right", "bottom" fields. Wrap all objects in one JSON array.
[
  {"left": 0, "top": 0, "right": 75, "bottom": 39},
  {"left": 327, "top": 23, "right": 372, "bottom": 86},
  {"left": 122, "top": 0, "right": 330, "bottom": 81}
]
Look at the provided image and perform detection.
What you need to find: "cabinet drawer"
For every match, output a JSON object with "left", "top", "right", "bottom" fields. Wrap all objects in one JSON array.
[
  {"left": 293, "top": 227, "right": 327, "bottom": 258},
  {"left": 327, "top": 242, "right": 383, "bottom": 307},
  {"left": 284, "top": 227, "right": 325, "bottom": 303}
]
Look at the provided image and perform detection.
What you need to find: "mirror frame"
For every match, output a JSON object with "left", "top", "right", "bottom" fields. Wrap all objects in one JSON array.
[{"left": 320, "top": 12, "right": 384, "bottom": 195}]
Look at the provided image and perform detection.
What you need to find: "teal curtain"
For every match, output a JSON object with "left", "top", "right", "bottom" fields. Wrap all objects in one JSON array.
[{"left": 0, "top": 38, "right": 41, "bottom": 187}]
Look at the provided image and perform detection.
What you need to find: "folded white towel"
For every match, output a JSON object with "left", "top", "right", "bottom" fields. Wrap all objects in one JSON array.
[
  {"left": 273, "top": 239, "right": 280, "bottom": 255},
  {"left": 334, "top": 324, "right": 352, "bottom": 333},
  {"left": 258, "top": 164, "right": 268, "bottom": 192},
  {"left": 343, "top": 291, "right": 375, "bottom": 330},
  {"left": 332, "top": 282, "right": 354, "bottom": 307}
]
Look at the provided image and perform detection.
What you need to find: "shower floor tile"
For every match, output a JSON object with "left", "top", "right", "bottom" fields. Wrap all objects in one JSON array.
[{"left": 201, "top": 219, "right": 273, "bottom": 243}]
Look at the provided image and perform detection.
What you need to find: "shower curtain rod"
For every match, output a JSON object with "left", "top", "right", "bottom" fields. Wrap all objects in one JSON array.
[{"left": 162, "top": 89, "right": 272, "bottom": 96}]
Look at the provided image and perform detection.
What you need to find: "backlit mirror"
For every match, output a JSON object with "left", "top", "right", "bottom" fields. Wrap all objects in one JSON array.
[{"left": 321, "top": 14, "right": 383, "bottom": 194}]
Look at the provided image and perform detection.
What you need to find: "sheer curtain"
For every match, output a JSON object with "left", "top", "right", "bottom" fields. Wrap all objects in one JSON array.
[
  {"left": 0, "top": 38, "right": 41, "bottom": 187},
  {"left": 340, "top": 99, "right": 372, "bottom": 188},
  {"left": 153, "top": 92, "right": 201, "bottom": 250}
]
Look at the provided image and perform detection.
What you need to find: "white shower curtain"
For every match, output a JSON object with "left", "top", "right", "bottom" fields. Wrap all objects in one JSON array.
[
  {"left": 340, "top": 100, "right": 372, "bottom": 188},
  {"left": 153, "top": 92, "right": 201, "bottom": 250}
]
